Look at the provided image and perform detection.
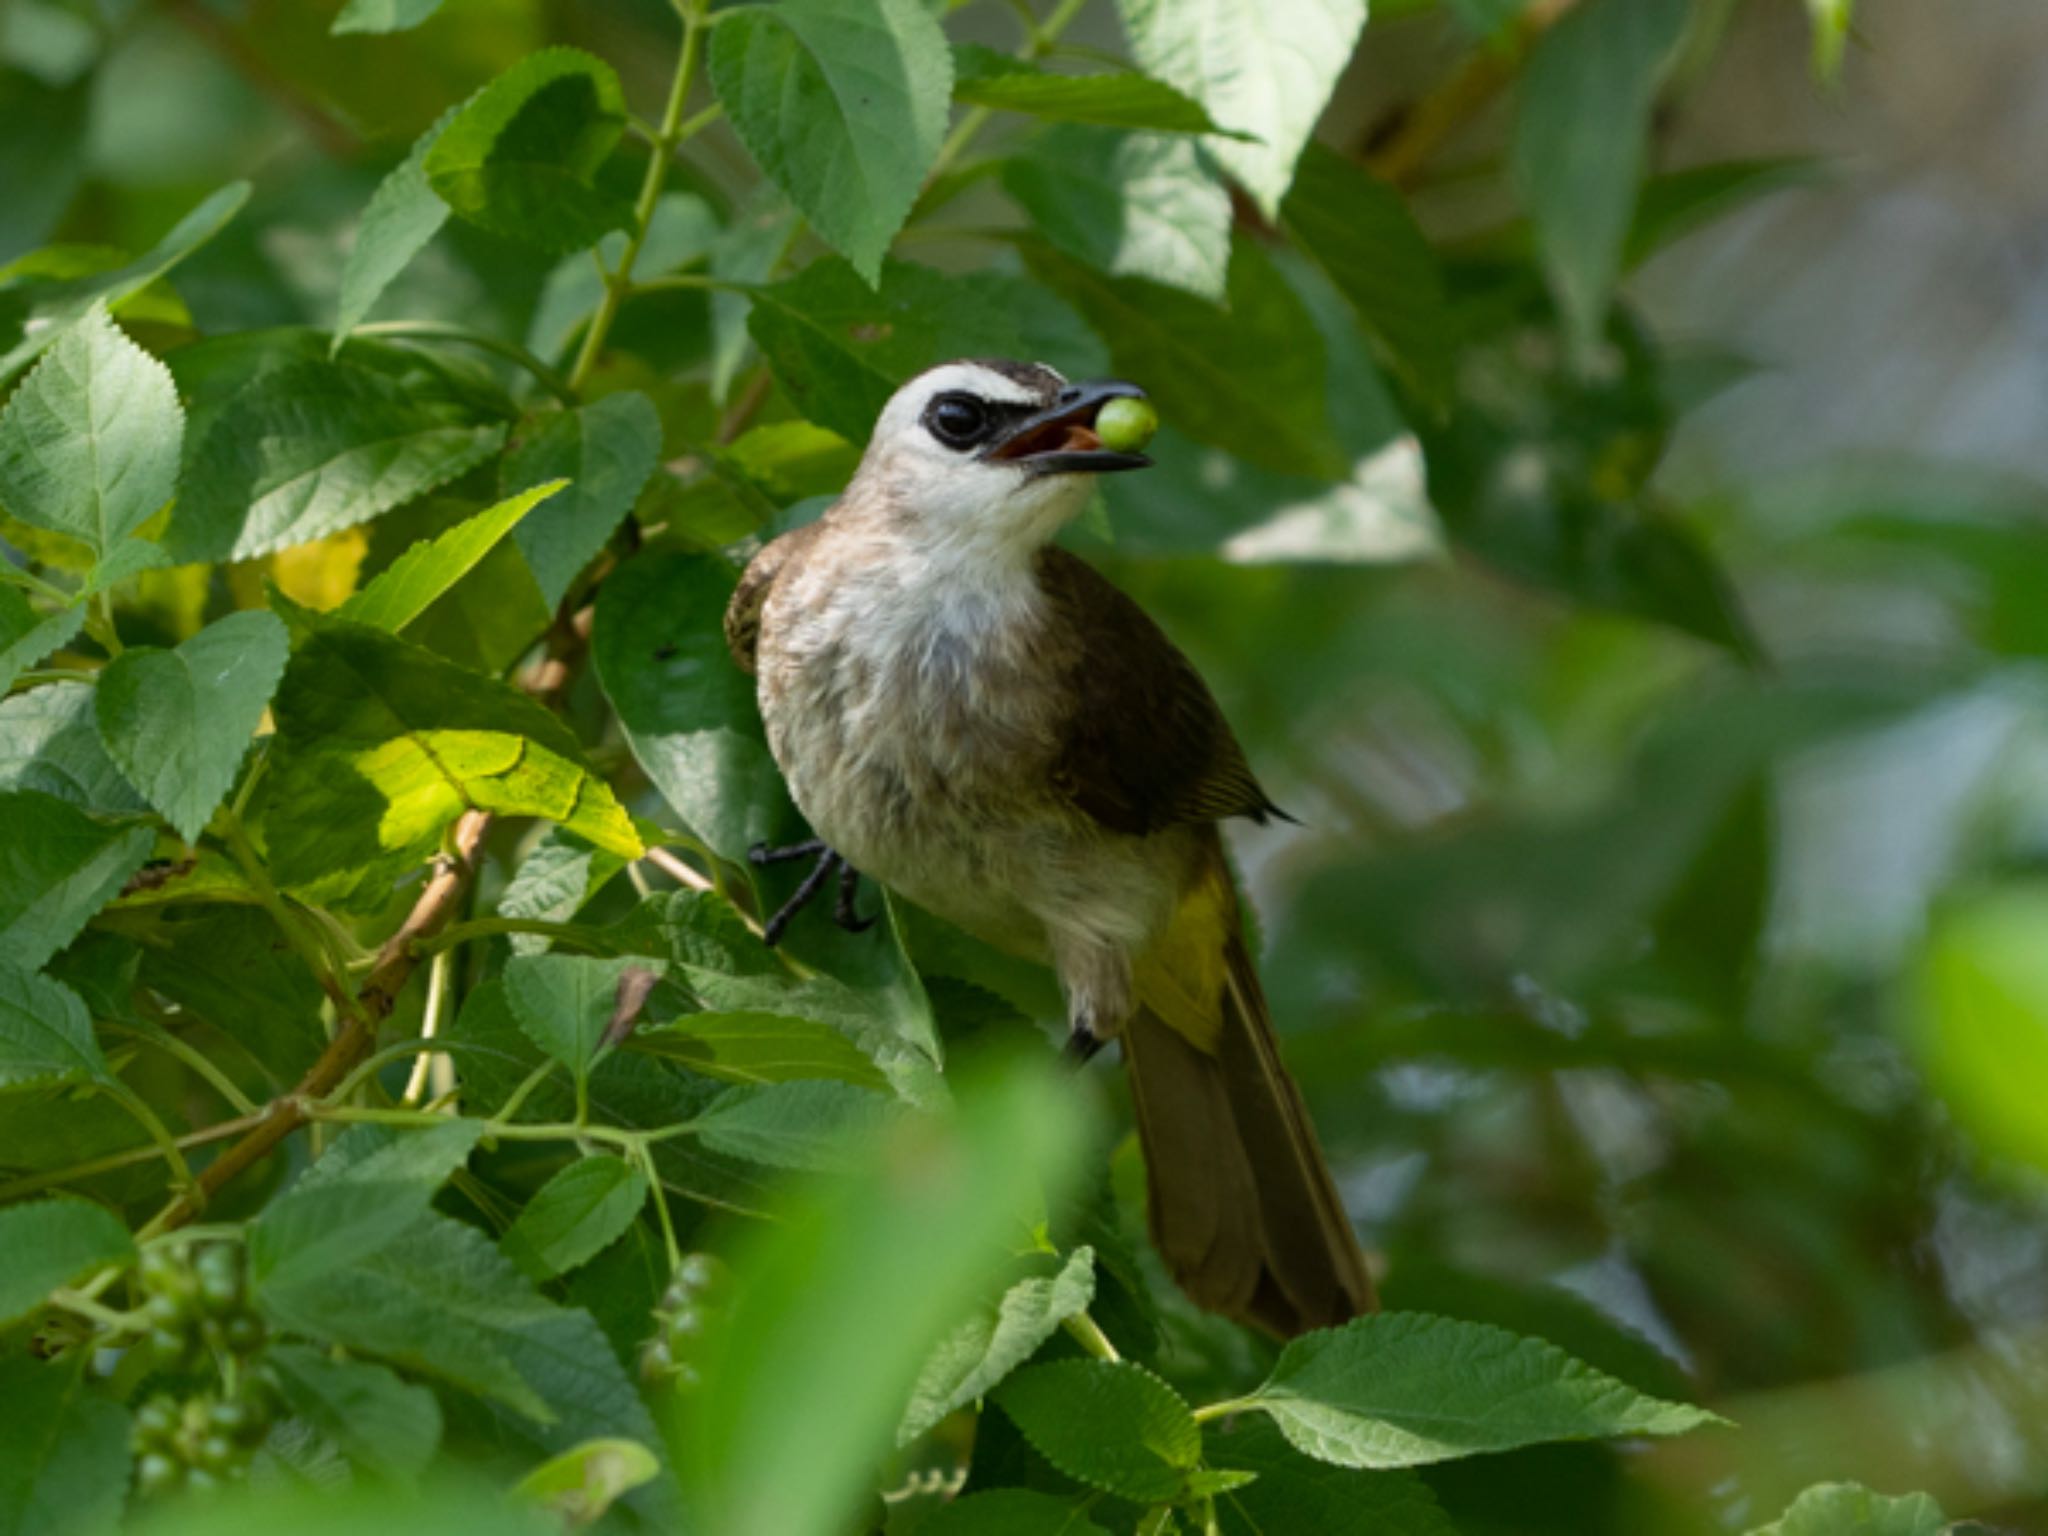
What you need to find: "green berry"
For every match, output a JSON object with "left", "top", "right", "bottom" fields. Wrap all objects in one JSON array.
[
  {"left": 194, "top": 1248, "right": 242, "bottom": 1313},
  {"left": 143, "top": 1293, "right": 189, "bottom": 1330},
  {"left": 221, "top": 1313, "right": 266, "bottom": 1355},
  {"left": 134, "top": 1397, "right": 180, "bottom": 1444},
  {"left": 148, "top": 1327, "right": 190, "bottom": 1362},
  {"left": 136, "top": 1452, "right": 183, "bottom": 1498},
  {"left": 195, "top": 1434, "right": 240, "bottom": 1473},
  {"left": 205, "top": 1398, "right": 253, "bottom": 1438},
  {"left": 1094, "top": 395, "right": 1157, "bottom": 455}
]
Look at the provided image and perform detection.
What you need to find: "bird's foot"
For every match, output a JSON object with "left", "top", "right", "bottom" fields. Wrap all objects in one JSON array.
[
  {"left": 748, "top": 840, "right": 876, "bottom": 946},
  {"left": 1063, "top": 1022, "right": 1106, "bottom": 1069}
]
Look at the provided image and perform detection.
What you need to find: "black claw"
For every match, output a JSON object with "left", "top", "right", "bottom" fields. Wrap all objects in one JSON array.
[
  {"left": 749, "top": 837, "right": 825, "bottom": 867},
  {"left": 761, "top": 847, "right": 840, "bottom": 947},
  {"left": 834, "top": 862, "right": 876, "bottom": 934},
  {"left": 1063, "top": 1025, "right": 1105, "bottom": 1068}
]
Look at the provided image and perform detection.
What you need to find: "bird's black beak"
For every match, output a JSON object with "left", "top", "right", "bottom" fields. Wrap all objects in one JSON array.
[{"left": 982, "top": 379, "right": 1153, "bottom": 476}]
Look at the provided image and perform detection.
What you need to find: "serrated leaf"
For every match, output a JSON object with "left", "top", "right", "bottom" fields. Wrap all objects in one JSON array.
[
  {"left": 692, "top": 1079, "right": 898, "bottom": 1171},
  {"left": 0, "top": 181, "right": 248, "bottom": 388},
  {"left": 334, "top": 106, "right": 456, "bottom": 339},
  {"left": 1282, "top": 145, "right": 1452, "bottom": 408},
  {"left": 954, "top": 45, "right": 1238, "bottom": 135},
  {"left": 424, "top": 48, "right": 632, "bottom": 253},
  {"left": 499, "top": 828, "right": 630, "bottom": 956},
  {"left": 331, "top": 0, "right": 445, "bottom": 35},
  {"left": 168, "top": 357, "right": 508, "bottom": 564},
  {"left": 1207, "top": 1417, "right": 1458, "bottom": 1536},
  {"left": 994, "top": 1359, "right": 1200, "bottom": 1503},
  {"left": 0, "top": 589, "right": 86, "bottom": 696},
  {"left": 75, "top": 538, "right": 172, "bottom": 599},
  {"left": 0, "top": 682, "right": 142, "bottom": 814},
  {"left": 1115, "top": 0, "right": 1365, "bottom": 217},
  {"left": 339, "top": 480, "right": 563, "bottom": 631},
  {"left": 266, "top": 1344, "right": 443, "bottom": 1482},
  {"left": 629, "top": 1009, "right": 888, "bottom": 1090},
  {"left": 1745, "top": 1481, "right": 1945, "bottom": 1536},
  {"left": 502, "top": 953, "right": 651, "bottom": 1089},
  {"left": 0, "top": 305, "right": 181, "bottom": 558},
  {"left": 501, "top": 1154, "right": 649, "bottom": 1282},
  {"left": 94, "top": 610, "right": 289, "bottom": 842},
  {"left": 899, "top": 1247, "right": 1096, "bottom": 1445},
  {"left": 0, "top": 1198, "right": 135, "bottom": 1328},
  {"left": 1003, "top": 127, "right": 1232, "bottom": 301},
  {"left": 1244, "top": 1312, "right": 1723, "bottom": 1468},
  {"left": 746, "top": 257, "right": 1106, "bottom": 445},
  {"left": 709, "top": 0, "right": 951, "bottom": 284},
  {"left": 501, "top": 393, "right": 662, "bottom": 609},
  {"left": 1512, "top": 0, "right": 1690, "bottom": 362},
  {"left": 265, "top": 623, "right": 640, "bottom": 894},
  {"left": 919, "top": 1491, "right": 1113, "bottom": 1536},
  {"left": 1022, "top": 235, "right": 1342, "bottom": 478},
  {"left": 251, "top": 1120, "right": 484, "bottom": 1293},
  {"left": 0, "top": 1354, "right": 129, "bottom": 1536},
  {"left": 0, "top": 791, "right": 155, "bottom": 973}
]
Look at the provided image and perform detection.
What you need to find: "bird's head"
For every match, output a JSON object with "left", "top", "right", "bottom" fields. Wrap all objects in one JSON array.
[{"left": 849, "top": 359, "right": 1152, "bottom": 554}]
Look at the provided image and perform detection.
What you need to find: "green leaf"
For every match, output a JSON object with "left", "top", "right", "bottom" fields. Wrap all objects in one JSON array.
[
  {"left": 251, "top": 1120, "right": 485, "bottom": 1292},
  {"left": 265, "top": 623, "right": 640, "bottom": 894},
  {"left": 1207, "top": 1418, "right": 1458, "bottom": 1536},
  {"left": 899, "top": 1246, "right": 1096, "bottom": 1445},
  {"left": 1511, "top": 0, "right": 1690, "bottom": 362},
  {"left": 0, "top": 791, "right": 155, "bottom": 973},
  {"left": 334, "top": 106, "right": 456, "bottom": 339},
  {"left": 0, "top": 590, "right": 86, "bottom": 697},
  {"left": 591, "top": 550, "right": 784, "bottom": 862},
  {"left": 501, "top": 1154, "right": 649, "bottom": 1282},
  {"left": 266, "top": 1344, "right": 443, "bottom": 1482},
  {"left": 709, "top": 0, "right": 951, "bottom": 284},
  {"left": 168, "top": 357, "right": 509, "bottom": 563},
  {"left": 1114, "top": 0, "right": 1366, "bottom": 217},
  {"left": 692, "top": 1079, "right": 898, "bottom": 1171},
  {"left": 685, "top": 1058, "right": 1091, "bottom": 1536},
  {"left": 0, "top": 1198, "right": 135, "bottom": 1328},
  {"left": 514, "top": 1439, "right": 662, "bottom": 1528},
  {"left": 629, "top": 1009, "right": 889, "bottom": 1091},
  {"left": 1626, "top": 158, "right": 1821, "bottom": 270},
  {"left": 499, "top": 827, "right": 630, "bottom": 957},
  {"left": 918, "top": 1491, "right": 1113, "bottom": 1536},
  {"left": 954, "top": 45, "right": 1238, "bottom": 135},
  {"left": 0, "top": 1354, "right": 129, "bottom": 1536},
  {"left": 1745, "top": 1482, "right": 1945, "bottom": 1536},
  {"left": 0, "top": 305, "right": 180, "bottom": 559},
  {"left": 502, "top": 953, "right": 651, "bottom": 1090},
  {"left": 1281, "top": 144, "right": 1452, "bottom": 408},
  {"left": 339, "top": 481, "right": 564, "bottom": 632},
  {"left": 527, "top": 192, "right": 720, "bottom": 363},
  {"left": 0, "top": 682, "right": 142, "bottom": 814},
  {"left": 137, "top": 907, "right": 326, "bottom": 1087},
  {"left": 1023, "top": 235, "right": 1342, "bottom": 478},
  {"left": 94, "top": 610, "right": 289, "bottom": 842},
  {"left": 994, "top": 1359, "right": 1200, "bottom": 1503},
  {"left": 747, "top": 257, "right": 1106, "bottom": 446},
  {"left": 0, "top": 181, "right": 248, "bottom": 388},
  {"left": 1242, "top": 1312, "right": 1722, "bottom": 1469},
  {"left": 423, "top": 48, "right": 632, "bottom": 253},
  {"left": 75, "top": 538, "right": 171, "bottom": 599},
  {"left": 332, "top": 0, "right": 445, "bottom": 35},
  {"left": 501, "top": 393, "right": 663, "bottom": 610},
  {"left": 1003, "top": 127, "right": 1232, "bottom": 302}
]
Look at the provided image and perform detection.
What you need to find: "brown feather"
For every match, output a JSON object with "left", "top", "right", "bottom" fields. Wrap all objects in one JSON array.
[{"left": 725, "top": 521, "right": 825, "bottom": 677}]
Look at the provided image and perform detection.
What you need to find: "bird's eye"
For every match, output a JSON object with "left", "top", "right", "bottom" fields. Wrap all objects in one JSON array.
[{"left": 924, "top": 392, "right": 992, "bottom": 449}]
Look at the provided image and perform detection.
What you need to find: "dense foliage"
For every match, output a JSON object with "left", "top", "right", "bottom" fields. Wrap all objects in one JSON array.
[{"left": 4, "top": 0, "right": 2040, "bottom": 1532}]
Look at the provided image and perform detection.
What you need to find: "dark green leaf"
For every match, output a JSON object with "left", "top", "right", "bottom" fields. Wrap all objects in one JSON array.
[
  {"left": 137, "top": 907, "right": 326, "bottom": 1087},
  {"left": 266, "top": 1344, "right": 443, "bottom": 1482},
  {"left": 900, "top": 1247, "right": 1096, "bottom": 1445},
  {"left": 629, "top": 1009, "right": 889, "bottom": 1090},
  {"left": 918, "top": 1490, "right": 1113, "bottom": 1536},
  {"left": 500, "top": 1154, "right": 649, "bottom": 1281},
  {"left": 1114, "top": 0, "right": 1366, "bottom": 216},
  {"left": 994, "top": 1359, "right": 1200, "bottom": 1503},
  {"left": 502, "top": 393, "right": 662, "bottom": 609},
  {"left": 423, "top": 48, "right": 632, "bottom": 252},
  {"left": 501, "top": 952, "right": 651, "bottom": 1089},
  {"left": 0, "top": 70, "right": 89, "bottom": 267},
  {"left": 498, "top": 827, "right": 630, "bottom": 957},
  {"left": 1244, "top": 1313, "right": 1722, "bottom": 1468},
  {"left": 334, "top": 108, "right": 456, "bottom": 339},
  {"left": 0, "top": 590, "right": 86, "bottom": 697},
  {"left": 1744, "top": 1482, "right": 1945, "bottom": 1536},
  {"left": 1511, "top": 0, "right": 1690, "bottom": 360},
  {"left": 692, "top": 1079, "right": 898, "bottom": 1170},
  {"left": 1626, "top": 158, "right": 1821, "bottom": 270},
  {"left": 0, "top": 683, "right": 143, "bottom": 814},
  {"left": 527, "top": 193, "right": 720, "bottom": 364},
  {"left": 331, "top": 0, "right": 445, "bottom": 35},
  {"left": 0, "top": 1354, "right": 128, "bottom": 1536},
  {"left": 0, "top": 791, "right": 154, "bottom": 973},
  {"left": 1207, "top": 1417, "right": 1458, "bottom": 1536},
  {"left": 709, "top": 0, "right": 951, "bottom": 283},
  {"left": 338, "top": 481, "right": 563, "bottom": 632},
  {"left": 94, "top": 610, "right": 289, "bottom": 842},
  {"left": 954, "top": 46, "right": 1237, "bottom": 136},
  {"left": 0, "top": 1198, "right": 135, "bottom": 1328}
]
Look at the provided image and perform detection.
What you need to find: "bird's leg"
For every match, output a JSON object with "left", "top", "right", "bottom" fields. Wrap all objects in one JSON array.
[
  {"left": 757, "top": 846, "right": 840, "bottom": 947},
  {"left": 834, "top": 861, "right": 876, "bottom": 934},
  {"left": 1063, "top": 1021, "right": 1106, "bottom": 1068},
  {"left": 1051, "top": 935, "right": 1130, "bottom": 1071},
  {"left": 747, "top": 837, "right": 826, "bottom": 866}
]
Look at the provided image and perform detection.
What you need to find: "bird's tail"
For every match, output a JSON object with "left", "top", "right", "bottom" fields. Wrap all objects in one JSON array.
[{"left": 1121, "top": 840, "right": 1377, "bottom": 1336}]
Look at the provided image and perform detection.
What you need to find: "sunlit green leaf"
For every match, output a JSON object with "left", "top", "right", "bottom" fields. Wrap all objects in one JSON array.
[
  {"left": 339, "top": 481, "right": 563, "bottom": 631},
  {"left": 1744, "top": 1481, "right": 1944, "bottom": 1536},
  {"left": 514, "top": 1438, "right": 662, "bottom": 1528}
]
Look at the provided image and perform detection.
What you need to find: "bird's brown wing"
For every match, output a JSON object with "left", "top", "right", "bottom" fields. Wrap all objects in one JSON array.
[
  {"left": 1036, "top": 547, "right": 1284, "bottom": 837},
  {"left": 724, "top": 522, "right": 824, "bottom": 676}
]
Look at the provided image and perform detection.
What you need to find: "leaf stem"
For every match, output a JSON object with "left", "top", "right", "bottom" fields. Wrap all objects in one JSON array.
[
  {"left": 1062, "top": 1309, "right": 1122, "bottom": 1362},
  {"left": 96, "top": 1079, "right": 196, "bottom": 1202},
  {"left": 349, "top": 321, "right": 577, "bottom": 405},
  {"left": 568, "top": 0, "right": 709, "bottom": 395},
  {"left": 48, "top": 1288, "right": 147, "bottom": 1335},
  {"left": 0, "top": 1112, "right": 268, "bottom": 1203},
  {"left": 1189, "top": 1396, "right": 1256, "bottom": 1426},
  {"left": 925, "top": 0, "right": 1093, "bottom": 184},
  {"left": 102, "top": 1022, "right": 261, "bottom": 1116},
  {"left": 401, "top": 946, "right": 452, "bottom": 1107},
  {"left": 418, "top": 915, "right": 618, "bottom": 954}
]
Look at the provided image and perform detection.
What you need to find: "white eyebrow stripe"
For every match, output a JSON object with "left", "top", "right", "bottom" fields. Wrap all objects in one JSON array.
[{"left": 914, "top": 363, "right": 1044, "bottom": 408}]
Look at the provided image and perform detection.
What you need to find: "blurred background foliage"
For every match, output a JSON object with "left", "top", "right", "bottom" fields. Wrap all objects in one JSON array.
[{"left": 5, "top": 0, "right": 2048, "bottom": 1531}]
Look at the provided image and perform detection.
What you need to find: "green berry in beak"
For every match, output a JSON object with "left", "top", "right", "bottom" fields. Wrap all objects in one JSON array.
[{"left": 1095, "top": 395, "right": 1158, "bottom": 455}]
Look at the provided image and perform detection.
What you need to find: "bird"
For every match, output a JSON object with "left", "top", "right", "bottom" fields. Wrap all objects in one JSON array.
[{"left": 724, "top": 358, "right": 1376, "bottom": 1336}]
